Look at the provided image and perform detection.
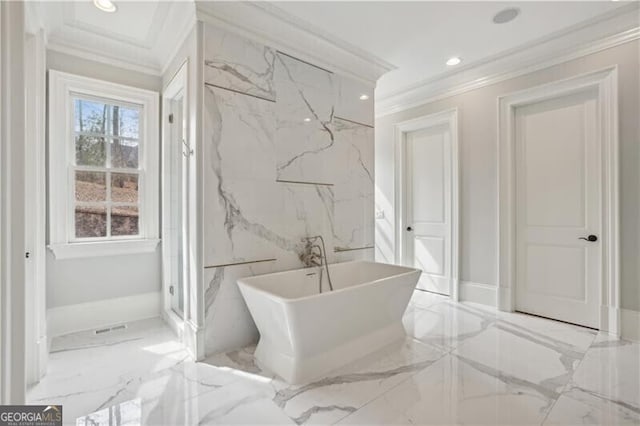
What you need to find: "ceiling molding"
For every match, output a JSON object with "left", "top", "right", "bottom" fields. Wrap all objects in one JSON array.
[
  {"left": 28, "top": 0, "right": 196, "bottom": 77},
  {"left": 46, "top": 40, "right": 163, "bottom": 76},
  {"left": 376, "top": 3, "right": 640, "bottom": 117},
  {"left": 158, "top": 2, "right": 197, "bottom": 76},
  {"left": 195, "top": 1, "right": 395, "bottom": 86}
]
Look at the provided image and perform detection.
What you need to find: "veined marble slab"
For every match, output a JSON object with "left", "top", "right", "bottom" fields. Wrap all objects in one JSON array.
[
  {"left": 204, "top": 262, "right": 277, "bottom": 355},
  {"left": 203, "top": 23, "right": 276, "bottom": 101},
  {"left": 335, "top": 75, "right": 375, "bottom": 127},
  {"left": 203, "top": 85, "right": 283, "bottom": 266},
  {"left": 279, "top": 182, "right": 335, "bottom": 262},
  {"left": 332, "top": 118, "right": 374, "bottom": 250},
  {"left": 201, "top": 25, "right": 375, "bottom": 360},
  {"left": 275, "top": 52, "right": 338, "bottom": 185}
]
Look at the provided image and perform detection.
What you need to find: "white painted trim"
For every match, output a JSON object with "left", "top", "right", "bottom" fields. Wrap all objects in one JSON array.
[
  {"left": 193, "top": 22, "right": 206, "bottom": 340},
  {"left": 48, "top": 70, "right": 160, "bottom": 253},
  {"left": 47, "top": 292, "right": 161, "bottom": 338},
  {"left": 459, "top": 281, "right": 497, "bottom": 307},
  {"left": 46, "top": 41, "right": 162, "bottom": 77},
  {"left": 27, "top": 1, "right": 196, "bottom": 77},
  {"left": 24, "top": 29, "right": 48, "bottom": 386},
  {"left": 376, "top": 4, "right": 639, "bottom": 117},
  {"left": 394, "top": 109, "right": 460, "bottom": 301},
  {"left": 0, "top": 0, "right": 27, "bottom": 404},
  {"left": 158, "top": 4, "right": 197, "bottom": 76},
  {"left": 195, "top": 2, "right": 393, "bottom": 85},
  {"left": 162, "top": 309, "right": 184, "bottom": 341},
  {"left": 497, "top": 67, "right": 620, "bottom": 334},
  {"left": 48, "top": 239, "right": 159, "bottom": 260},
  {"left": 161, "top": 61, "right": 189, "bottom": 330},
  {"left": 183, "top": 319, "right": 205, "bottom": 361},
  {"left": 621, "top": 308, "right": 640, "bottom": 342}
]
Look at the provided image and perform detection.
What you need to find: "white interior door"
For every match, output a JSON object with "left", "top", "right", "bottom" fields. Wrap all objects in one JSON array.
[
  {"left": 404, "top": 124, "right": 452, "bottom": 295},
  {"left": 515, "top": 88, "right": 600, "bottom": 328}
]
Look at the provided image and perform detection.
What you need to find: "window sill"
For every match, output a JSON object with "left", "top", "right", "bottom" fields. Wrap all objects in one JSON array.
[{"left": 48, "top": 239, "right": 160, "bottom": 260}]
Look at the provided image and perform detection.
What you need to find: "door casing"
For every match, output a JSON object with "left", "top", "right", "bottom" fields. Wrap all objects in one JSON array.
[
  {"left": 394, "top": 109, "right": 460, "bottom": 301},
  {"left": 497, "top": 67, "right": 620, "bottom": 334},
  {"left": 161, "top": 63, "right": 190, "bottom": 338}
]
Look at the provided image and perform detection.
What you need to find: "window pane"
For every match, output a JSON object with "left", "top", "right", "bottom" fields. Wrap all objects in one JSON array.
[
  {"left": 111, "top": 173, "right": 138, "bottom": 203},
  {"left": 111, "top": 206, "right": 139, "bottom": 236},
  {"left": 112, "top": 106, "right": 140, "bottom": 139},
  {"left": 75, "top": 171, "right": 106, "bottom": 202},
  {"left": 111, "top": 139, "right": 139, "bottom": 168},
  {"left": 75, "top": 99, "right": 109, "bottom": 134},
  {"left": 75, "top": 135, "right": 106, "bottom": 166},
  {"left": 75, "top": 205, "right": 107, "bottom": 238}
]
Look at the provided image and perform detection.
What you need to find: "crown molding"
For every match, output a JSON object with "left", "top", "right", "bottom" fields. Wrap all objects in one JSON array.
[
  {"left": 158, "top": 3, "right": 197, "bottom": 76},
  {"left": 27, "top": 0, "right": 196, "bottom": 77},
  {"left": 45, "top": 40, "right": 163, "bottom": 76},
  {"left": 376, "top": 3, "right": 640, "bottom": 117},
  {"left": 195, "top": 1, "right": 395, "bottom": 86}
]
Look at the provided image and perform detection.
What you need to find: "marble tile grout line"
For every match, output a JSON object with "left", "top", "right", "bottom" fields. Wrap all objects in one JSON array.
[{"left": 537, "top": 329, "right": 598, "bottom": 425}]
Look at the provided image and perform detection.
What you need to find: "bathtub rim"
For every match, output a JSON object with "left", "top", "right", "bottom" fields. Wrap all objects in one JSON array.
[{"left": 237, "top": 260, "right": 420, "bottom": 303}]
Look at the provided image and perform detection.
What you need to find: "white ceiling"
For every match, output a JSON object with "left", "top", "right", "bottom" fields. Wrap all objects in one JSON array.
[
  {"left": 273, "top": 1, "right": 629, "bottom": 98},
  {"left": 32, "top": 1, "right": 632, "bottom": 89},
  {"left": 32, "top": 1, "right": 194, "bottom": 74}
]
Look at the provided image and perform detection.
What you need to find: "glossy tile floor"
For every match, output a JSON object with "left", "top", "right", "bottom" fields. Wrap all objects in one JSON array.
[{"left": 28, "top": 290, "right": 640, "bottom": 425}]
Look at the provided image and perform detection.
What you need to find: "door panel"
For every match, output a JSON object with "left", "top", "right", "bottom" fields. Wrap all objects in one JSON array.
[
  {"left": 414, "top": 237, "right": 445, "bottom": 275},
  {"left": 515, "top": 89, "right": 600, "bottom": 328},
  {"left": 404, "top": 124, "right": 451, "bottom": 295}
]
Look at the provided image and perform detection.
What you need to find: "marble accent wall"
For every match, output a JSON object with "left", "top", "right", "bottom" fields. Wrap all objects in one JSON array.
[{"left": 202, "top": 23, "right": 375, "bottom": 355}]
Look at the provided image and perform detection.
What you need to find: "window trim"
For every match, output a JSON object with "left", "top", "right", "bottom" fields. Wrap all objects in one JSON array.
[{"left": 48, "top": 70, "right": 160, "bottom": 259}]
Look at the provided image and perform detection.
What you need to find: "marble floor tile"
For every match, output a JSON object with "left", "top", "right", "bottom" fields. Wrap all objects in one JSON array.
[
  {"left": 452, "top": 322, "right": 588, "bottom": 397},
  {"left": 565, "top": 333, "right": 640, "bottom": 419},
  {"left": 29, "top": 307, "right": 638, "bottom": 426},
  {"left": 403, "top": 301, "right": 496, "bottom": 351},
  {"left": 407, "top": 289, "right": 449, "bottom": 310},
  {"left": 337, "top": 353, "right": 556, "bottom": 425},
  {"left": 496, "top": 310, "right": 598, "bottom": 354},
  {"left": 269, "top": 338, "right": 445, "bottom": 425},
  {"left": 544, "top": 387, "right": 640, "bottom": 425}
]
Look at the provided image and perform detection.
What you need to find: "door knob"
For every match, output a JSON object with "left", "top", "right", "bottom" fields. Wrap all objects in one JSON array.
[
  {"left": 406, "top": 226, "right": 413, "bottom": 232},
  {"left": 578, "top": 235, "right": 598, "bottom": 242}
]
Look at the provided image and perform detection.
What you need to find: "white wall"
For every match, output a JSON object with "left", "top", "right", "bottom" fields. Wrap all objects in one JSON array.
[
  {"left": 46, "top": 51, "right": 163, "bottom": 318},
  {"left": 376, "top": 41, "right": 640, "bottom": 317}
]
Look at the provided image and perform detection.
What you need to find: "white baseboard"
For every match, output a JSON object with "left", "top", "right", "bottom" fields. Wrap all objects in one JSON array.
[
  {"left": 621, "top": 308, "right": 640, "bottom": 342},
  {"left": 47, "top": 291, "right": 161, "bottom": 337},
  {"left": 459, "top": 281, "right": 497, "bottom": 307}
]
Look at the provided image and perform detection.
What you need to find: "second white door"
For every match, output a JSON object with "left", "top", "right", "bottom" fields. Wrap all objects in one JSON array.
[
  {"left": 404, "top": 123, "right": 453, "bottom": 295},
  {"left": 514, "top": 88, "right": 601, "bottom": 328}
]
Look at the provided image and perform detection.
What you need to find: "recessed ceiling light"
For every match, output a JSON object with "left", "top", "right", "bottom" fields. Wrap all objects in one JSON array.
[
  {"left": 303, "top": 118, "right": 311, "bottom": 123},
  {"left": 359, "top": 94, "right": 370, "bottom": 101},
  {"left": 493, "top": 7, "right": 520, "bottom": 24},
  {"left": 446, "top": 57, "right": 462, "bottom": 66},
  {"left": 94, "top": 0, "right": 117, "bottom": 13}
]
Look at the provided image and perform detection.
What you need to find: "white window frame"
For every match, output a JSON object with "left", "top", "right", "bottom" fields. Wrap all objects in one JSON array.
[{"left": 48, "top": 70, "right": 160, "bottom": 259}]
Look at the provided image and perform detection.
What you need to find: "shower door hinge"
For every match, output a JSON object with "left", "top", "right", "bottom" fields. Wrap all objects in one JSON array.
[
  {"left": 168, "top": 113, "right": 174, "bottom": 124},
  {"left": 169, "top": 285, "right": 174, "bottom": 295}
]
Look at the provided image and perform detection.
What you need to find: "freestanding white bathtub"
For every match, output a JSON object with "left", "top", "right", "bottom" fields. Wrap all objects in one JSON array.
[{"left": 237, "top": 261, "right": 420, "bottom": 384}]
